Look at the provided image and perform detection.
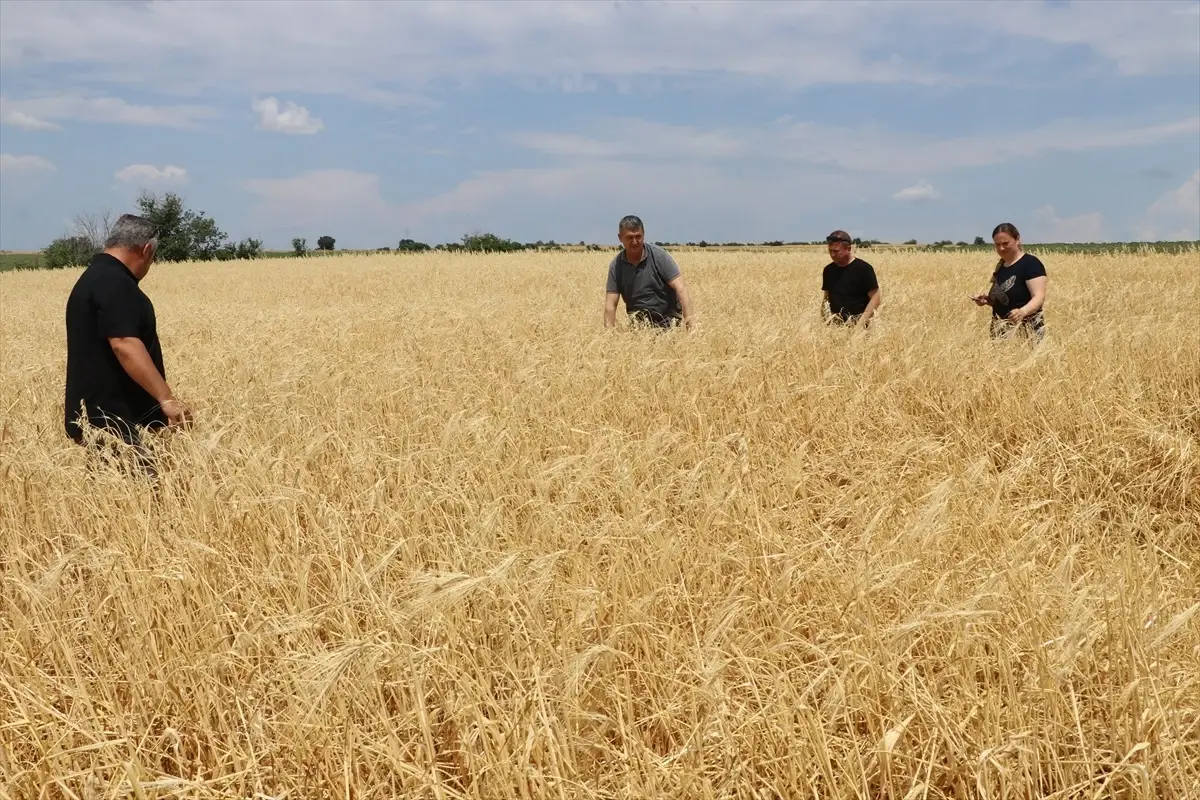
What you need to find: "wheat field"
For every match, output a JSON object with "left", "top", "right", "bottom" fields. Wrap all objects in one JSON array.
[{"left": 1, "top": 248, "right": 1198, "bottom": 799}]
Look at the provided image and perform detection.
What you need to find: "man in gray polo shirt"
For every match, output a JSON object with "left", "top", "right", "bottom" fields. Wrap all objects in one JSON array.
[{"left": 603, "top": 215, "right": 695, "bottom": 330}]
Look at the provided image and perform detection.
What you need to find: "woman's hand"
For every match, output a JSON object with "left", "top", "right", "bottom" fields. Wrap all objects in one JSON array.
[{"left": 1007, "top": 306, "right": 1031, "bottom": 323}]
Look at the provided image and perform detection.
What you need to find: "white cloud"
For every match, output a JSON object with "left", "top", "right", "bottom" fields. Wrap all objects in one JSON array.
[
  {"left": 241, "top": 160, "right": 860, "bottom": 245},
  {"left": 0, "top": 153, "right": 56, "bottom": 173},
  {"left": 893, "top": 181, "right": 939, "bottom": 203},
  {"left": 511, "top": 116, "right": 1200, "bottom": 175},
  {"left": 5, "top": 0, "right": 1193, "bottom": 105},
  {"left": 1, "top": 111, "right": 61, "bottom": 131},
  {"left": 242, "top": 170, "right": 390, "bottom": 229},
  {"left": 1136, "top": 169, "right": 1200, "bottom": 240},
  {"left": 1031, "top": 206, "right": 1106, "bottom": 243},
  {"left": 0, "top": 94, "right": 218, "bottom": 129},
  {"left": 252, "top": 97, "right": 324, "bottom": 135},
  {"left": 114, "top": 164, "right": 189, "bottom": 185}
]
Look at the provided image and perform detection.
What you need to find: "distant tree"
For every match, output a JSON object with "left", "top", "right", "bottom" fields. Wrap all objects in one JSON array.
[
  {"left": 316, "top": 235, "right": 335, "bottom": 251},
  {"left": 135, "top": 190, "right": 230, "bottom": 262},
  {"left": 42, "top": 235, "right": 97, "bottom": 268},
  {"left": 396, "top": 238, "right": 431, "bottom": 253},
  {"left": 292, "top": 237, "right": 307, "bottom": 256},
  {"left": 461, "top": 232, "right": 525, "bottom": 252},
  {"left": 973, "top": 236, "right": 986, "bottom": 246},
  {"left": 72, "top": 209, "right": 115, "bottom": 252},
  {"left": 236, "top": 238, "right": 262, "bottom": 259},
  {"left": 904, "top": 239, "right": 918, "bottom": 245},
  {"left": 698, "top": 240, "right": 709, "bottom": 248}
]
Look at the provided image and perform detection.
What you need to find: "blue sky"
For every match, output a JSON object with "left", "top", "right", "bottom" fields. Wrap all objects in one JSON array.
[{"left": 1, "top": 0, "right": 1198, "bottom": 250}]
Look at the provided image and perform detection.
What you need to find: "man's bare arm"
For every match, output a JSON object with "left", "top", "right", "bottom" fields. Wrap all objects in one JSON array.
[
  {"left": 604, "top": 292, "right": 620, "bottom": 328},
  {"left": 667, "top": 275, "right": 694, "bottom": 328},
  {"left": 859, "top": 288, "right": 881, "bottom": 326},
  {"left": 108, "top": 337, "right": 190, "bottom": 425}
]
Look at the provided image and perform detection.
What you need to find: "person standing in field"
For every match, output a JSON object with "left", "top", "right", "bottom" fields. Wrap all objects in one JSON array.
[
  {"left": 970, "top": 222, "right": 1047, "bottom": 341},
  {"left": 821, "top": 230, "right": 881, "bottom": 327},
  {"left": 64, "top": 213, "right": 192, "bottom": 474},
  {"left": 604, "top": 215, "right": 695, "bottom": 330}
]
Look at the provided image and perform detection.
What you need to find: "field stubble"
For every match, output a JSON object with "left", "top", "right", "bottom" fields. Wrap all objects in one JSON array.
[{"left": 1, "top": 249, "right": 1198, "bottom": 799}]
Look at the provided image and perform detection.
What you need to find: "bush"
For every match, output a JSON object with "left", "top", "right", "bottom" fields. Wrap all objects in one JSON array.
[
  {"left": 461, "top": 232, "right": 525, "bottom": 253},
  {"left": 317, "top": 236, "right": 335, "bottom": 251},
  {"left": 396, "top": 239, "right": 431, "bottom": 253},
  {"left": 292, "top": 238, "right": 307, "bottom": 257},
  {"left": 42, "top": 235, "right": 97, "bottom": 269}
]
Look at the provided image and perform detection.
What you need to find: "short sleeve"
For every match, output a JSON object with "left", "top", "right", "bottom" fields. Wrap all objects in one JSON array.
[
  {"left": 1022, "top": 255, "right": 1046, "bottom": 280},
  {"left": 821, "top": 265, "right": 835, "bottom": 291},
  {"left": 605, "top": 256, "right": 620, "bottom": 293},
  {"left": 654, "top": 247, "right": 681, "bottom": 282},
  {"left": 93, "top": 278, "right": 142, "bottom": 340},
  {"left": 861, "top": 262, "right": 879, "bottom": 291}
]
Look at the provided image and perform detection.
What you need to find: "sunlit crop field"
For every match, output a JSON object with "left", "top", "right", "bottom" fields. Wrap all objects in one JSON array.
[{"left": 2, "top": 248, "right": 1198, "bottom": 799}]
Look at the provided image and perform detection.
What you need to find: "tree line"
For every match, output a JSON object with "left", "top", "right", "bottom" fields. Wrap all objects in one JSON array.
[
  {"left": 42, "top": 191, "right": 264, "bottom": 268},
  {"left": 31, "top": 192, "right": 1187, "bottom": 270}
]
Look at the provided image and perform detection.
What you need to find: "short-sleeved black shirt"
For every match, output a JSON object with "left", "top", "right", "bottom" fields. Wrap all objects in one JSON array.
[
  {"left": 605, "top": 243, "right": 682, "bottom": 325},
  {"left": 988, "top": 254, "right": 1046, "bottom": 319},
  {"left": 822, "top": 258, "right": 879, "bottom": 320},
  {"left": 64, "top": 253, "right": 167, "bottom": 443}
]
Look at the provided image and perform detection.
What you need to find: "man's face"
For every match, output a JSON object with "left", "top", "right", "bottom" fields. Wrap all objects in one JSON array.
[
  {"left": 132, "top": 240, "right": 157, "bottom": 279},
  {"left": 993, "top": 232, "right": 1018, "bottom": 262},
  {"left": 618, "top": 227, "right": 644, "bottom": 254},
  {"left": 827, "top": 240, "right": 852, "bottom": 264}
]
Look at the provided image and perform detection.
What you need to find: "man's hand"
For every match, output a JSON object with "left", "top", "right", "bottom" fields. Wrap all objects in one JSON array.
[
  {"left": 160, "top": 397, "right": 193, "bottom": 428},
  {"left": 1007, "top": 306, "right": 1031, "bottom": 323},
  {"left": 970, "top": 294, "right": 991, "bottom": 307}
]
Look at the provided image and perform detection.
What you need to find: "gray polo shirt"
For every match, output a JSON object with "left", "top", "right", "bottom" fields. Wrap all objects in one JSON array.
[{"left": 605, "top": 243, "right": 682, "bottom": 323}]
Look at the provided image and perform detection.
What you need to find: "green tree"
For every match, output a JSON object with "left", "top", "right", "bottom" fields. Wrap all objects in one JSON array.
[
  {"left": 461, "top": 232, "right": 525, "bottom": 252},
  {"left": 42, "top": 235, "right": 97, "bottom": 268},
  {"left": 973, "top": 236, "right": 986, "bottom": 246},
  {"left": 396, "top": 238, "right": 431, "bottom": 252},
  {"left": 317, "top": 235, "right": 336, "bottom": 251},
  {"left": 292, "top": 237, "right": 308, "bottom": 257},
  {"left": 135, "top": 190, "right": 230, "bottom": 262}
]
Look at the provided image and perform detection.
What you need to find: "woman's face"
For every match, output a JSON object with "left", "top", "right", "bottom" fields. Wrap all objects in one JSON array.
[{"left": 994, "top": 232, "right": 1019, "bottom": 262}]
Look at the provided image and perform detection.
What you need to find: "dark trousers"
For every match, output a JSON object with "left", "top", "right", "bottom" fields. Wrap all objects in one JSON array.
[
  {"left": 71, "top": 426, "right": 160, "bottom": 480},
  {"left": 990, "top": 311, "right": 1046, "bottom": 342},
  {"left": 629, "top": 311, "right": 682, "bottom": 330}
]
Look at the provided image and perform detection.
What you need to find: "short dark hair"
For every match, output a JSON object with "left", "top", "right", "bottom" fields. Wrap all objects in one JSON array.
[
  {"left": 618, "top": 215, "right": 644, "bottom": 233},
  {"left": 992, "top": 222, "right": 1020, "bottom": 240},
  {"left": 826, "top": 230, "right": 852, "bottom": 245}
]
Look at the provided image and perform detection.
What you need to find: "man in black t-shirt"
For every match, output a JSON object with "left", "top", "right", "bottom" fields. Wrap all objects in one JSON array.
[
  {"left": 64, "top": 213, "right": 192, "bottom": 471},
  {"left": 820, "top": 230, "right": 881, "bottom": 326}
]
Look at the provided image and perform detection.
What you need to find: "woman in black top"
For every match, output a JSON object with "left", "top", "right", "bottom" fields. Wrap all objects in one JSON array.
[{"left": 971, "top": 222, "right": 1047, "bottom": 340}]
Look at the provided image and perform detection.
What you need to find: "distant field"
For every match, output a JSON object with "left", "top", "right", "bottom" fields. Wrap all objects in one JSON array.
[
  {"left": 4, "top": 240, "right": 1197, "bottom": 272},
  {"left": 2, "top": 248, "right": 1197, "bottom": 798}
]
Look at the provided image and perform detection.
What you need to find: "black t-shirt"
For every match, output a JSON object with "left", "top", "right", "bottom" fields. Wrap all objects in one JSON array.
[
  {"left": 64, "top": 253, "right": 167, "bottom": 443},
  {"left": 988, "top": 254, "right": 1046, "bottom": 319},
  {"left": 822, "top": 258, "right": 879, "bottom": 320}
]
